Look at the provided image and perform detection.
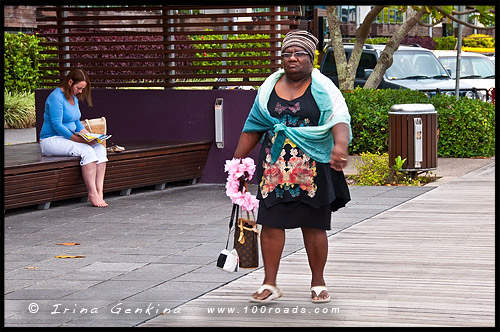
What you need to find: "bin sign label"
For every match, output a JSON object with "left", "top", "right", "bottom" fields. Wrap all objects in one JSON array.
[{"left": 414, "top": 118, "right": 423, "bottom": 168}]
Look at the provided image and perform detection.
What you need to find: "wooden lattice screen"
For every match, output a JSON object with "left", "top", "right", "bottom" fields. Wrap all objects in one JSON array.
[{"left": 36, "top": 5, "right": 300, "bottom": 89}]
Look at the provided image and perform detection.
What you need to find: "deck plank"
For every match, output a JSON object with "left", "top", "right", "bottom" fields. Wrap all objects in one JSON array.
[{"left": 141, "top": 166, "right": 494, "bottom": 327}]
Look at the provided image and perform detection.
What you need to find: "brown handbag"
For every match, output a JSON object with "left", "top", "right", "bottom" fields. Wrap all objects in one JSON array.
[
  {"left": 81, "top": 117, "right": 107, "bottom": 147},
  {"left": 233, "top": 209, "right": 259, "bottom": 269}
]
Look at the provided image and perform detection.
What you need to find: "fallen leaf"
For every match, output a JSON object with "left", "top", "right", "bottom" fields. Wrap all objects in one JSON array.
[
  {"left": 56, "top": 243, "right": 81, "bottom": 246},
  {"left": 55, "top": 255, "right": 86, "bottom": 259}
]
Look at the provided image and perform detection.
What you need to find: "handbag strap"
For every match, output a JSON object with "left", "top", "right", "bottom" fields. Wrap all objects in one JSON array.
[{"left": 225, "top": 203, "right": 239, "bottom": 249}]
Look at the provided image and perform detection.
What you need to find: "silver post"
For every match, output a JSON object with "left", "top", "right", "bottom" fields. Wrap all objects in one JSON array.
[{"left": 454, "top": 5, "right": 464, "bottom": 100}]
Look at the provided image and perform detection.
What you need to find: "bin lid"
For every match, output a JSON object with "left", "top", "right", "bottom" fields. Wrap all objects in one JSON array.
[{"left": 389, "top": 103, "right": 436, "bottom": 114}]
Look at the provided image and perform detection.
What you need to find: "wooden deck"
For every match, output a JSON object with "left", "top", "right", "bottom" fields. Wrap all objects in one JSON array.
[
  {"left": 141, "top": 164, "right": 495, "bottom": 327},
  {"left": 4, "top": 141, "right": 211, "bottom": 210}
]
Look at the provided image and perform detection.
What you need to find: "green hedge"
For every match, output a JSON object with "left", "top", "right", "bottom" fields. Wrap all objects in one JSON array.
[
  {"left": 360, "top": 35, "right": 494, "bottom": 50},
  {"left": 4, "top": 32, "right": 56, "bottom": 93},
  {"left": 343, "top": 88, "right": 495, "bottom": 158}
]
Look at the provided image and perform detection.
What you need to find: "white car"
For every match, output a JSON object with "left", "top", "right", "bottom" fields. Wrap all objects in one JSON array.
[{"left": 432, "top": 50, "right": 495, "bottom": 102}]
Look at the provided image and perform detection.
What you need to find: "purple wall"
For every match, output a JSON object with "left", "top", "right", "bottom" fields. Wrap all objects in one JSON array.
[{"left": 35, "top": 89, "right": 260, "bottom": 183}]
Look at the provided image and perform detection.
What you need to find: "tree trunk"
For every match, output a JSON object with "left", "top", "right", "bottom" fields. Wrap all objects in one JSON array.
[
  {"left": 326, "top": 6, "right": 350, "bottom": 91},
  {"left": 326, "top": 5, "right": 384, "bottom": 92},
  {"left": 364, "top": 7, "right": 426, "bottom": 89}
]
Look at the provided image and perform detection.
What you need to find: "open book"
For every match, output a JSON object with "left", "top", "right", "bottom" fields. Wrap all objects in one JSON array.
[{"left": 76, "top": 132, "right": 112, "bottom": 144}]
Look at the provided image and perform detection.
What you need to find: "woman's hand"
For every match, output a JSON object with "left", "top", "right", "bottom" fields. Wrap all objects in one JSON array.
[
  {"left": 70, "top": 133, "right": 95, "bottom": 145},
  {"left": 330, "top": 144, "right": 348, "bottom": 171}
]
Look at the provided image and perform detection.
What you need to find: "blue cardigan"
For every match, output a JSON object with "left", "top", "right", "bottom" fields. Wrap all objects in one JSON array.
[
  {"left": 40, "top": 88, "right": 85, "bottom": 140},
  {"left": 242, "top": 68, "right": 352, "bottom": 164}
]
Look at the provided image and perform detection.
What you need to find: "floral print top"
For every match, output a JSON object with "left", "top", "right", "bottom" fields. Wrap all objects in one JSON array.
[{"left": 257, "top": 84, "right": 337, "bottom": 209}]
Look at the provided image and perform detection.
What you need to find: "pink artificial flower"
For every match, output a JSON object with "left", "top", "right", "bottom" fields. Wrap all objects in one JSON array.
[
  {"left": 239, "top": 157, "right": 256, "bottom": 180},
  {"left": 225, "top": 158, "right": 242, "bottom": 176},
  {"left": 231, "top": 192, "right": 259, "bottom": 212},
  {"left": 225, "top": 177, "right": 240, "bottom": 197},
  {"left": 224, "top": 157, "right": 259, "bottom": 212}
]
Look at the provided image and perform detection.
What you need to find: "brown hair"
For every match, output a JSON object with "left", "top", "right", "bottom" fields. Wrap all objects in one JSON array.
[{"left": 58, "top": 68, "right": 93, "bottom": 106}]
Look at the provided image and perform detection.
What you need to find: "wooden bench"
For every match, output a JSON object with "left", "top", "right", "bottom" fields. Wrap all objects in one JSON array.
[{"left": 4, "top": 141, "right": 212, "bottom": 211}]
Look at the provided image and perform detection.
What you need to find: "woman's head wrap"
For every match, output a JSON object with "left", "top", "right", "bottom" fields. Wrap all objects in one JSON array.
[{"left": 281, "top": 30, "right": 319, "bottom": 60}]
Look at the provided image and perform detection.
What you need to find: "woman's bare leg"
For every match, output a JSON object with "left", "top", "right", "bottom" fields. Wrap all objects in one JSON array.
[
  {"left": 302, "top": 227, "right": 329, "bottom": 301},
  {"left": 82, "top": 162, "right": 107, "bottom": 207},
  {"left": 252, "top": 225, "right": 285, "bottom": 300}
]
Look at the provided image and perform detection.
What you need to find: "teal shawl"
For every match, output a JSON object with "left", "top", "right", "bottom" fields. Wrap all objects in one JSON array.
[{"left": 243, "top": 68, "right": 352, "bottom": 164}]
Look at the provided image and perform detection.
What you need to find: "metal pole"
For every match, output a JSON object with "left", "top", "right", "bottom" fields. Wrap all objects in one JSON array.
[
  {"left": 168, "top": 9, "right": 175, "bottom": 87},
  {"left": 61, "top": 7, "right": 70, "bottom": 76},
  {"left": 275, "top": 6, "right": 282, "bottom": 68},
  {"left": 454, "top": 5, "right": 464, "bottom": 100}
]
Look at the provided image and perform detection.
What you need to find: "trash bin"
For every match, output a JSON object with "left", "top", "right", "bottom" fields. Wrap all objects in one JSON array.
[{"left": 388, "top": 104, "right": 438, "bottom": 175}]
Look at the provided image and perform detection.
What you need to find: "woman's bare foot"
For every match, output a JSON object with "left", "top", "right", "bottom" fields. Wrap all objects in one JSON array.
[{"left": 88, "top": 193, "right": 108, "bottom": 207}]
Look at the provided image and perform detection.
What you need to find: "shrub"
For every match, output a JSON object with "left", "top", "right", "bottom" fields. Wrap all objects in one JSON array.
[
  {"left": 189, "top": 32, "right": 274, "bottom": 75},
  {"left": 349, "top": 152, "right": 391, "bottom": 186},
  {"left": 4, "top": 90, "right": 36, "bottom": 129},
  {"left": 36, "top": 29, "right": 194, "bottom": 85},
  {"left": 4, "top": 32, "right": 52, "bottom": 93},
  {"left": 401, "top": 36, "right": 436, "bottom": 49},
  {"left": 434, "top": 36, "right": 458, "bottom": 50},
  {"left": 343, "top": 88, "right": 429, "bottom": 155},
  {"left": 342, "top": 88, "right": 495, "bottom": 158},
  {"left": 348, "top": 152, "right": 438, "bottom": 186},
  {"left": 463, "top": 34, "right": 495, "bottom": 48},
  {"left": 357, "top": 37, "right": 388, "bottom": 44},
  {"left": 431, "top": 94, "right": 495, "bottom": 157}
]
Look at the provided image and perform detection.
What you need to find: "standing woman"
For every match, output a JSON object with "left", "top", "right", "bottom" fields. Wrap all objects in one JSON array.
[
  {"left": 39, "top": 68, "right": 108, "bottom": 207},
  {"left": 233, "top": 30, "right": 352, "bottom": 303}
]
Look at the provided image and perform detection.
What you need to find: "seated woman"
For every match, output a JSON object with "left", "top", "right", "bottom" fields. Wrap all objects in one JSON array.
[{"left": 39, "top": 68, "right": 108, "bottom": 207}]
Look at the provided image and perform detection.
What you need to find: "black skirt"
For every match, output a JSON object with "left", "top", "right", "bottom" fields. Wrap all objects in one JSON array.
[
  {"left": 257, "top": 200, "right": 333, "bottom": 230},
  {"left": 256, "top": 169, "right": 351, "bottom": 231}
]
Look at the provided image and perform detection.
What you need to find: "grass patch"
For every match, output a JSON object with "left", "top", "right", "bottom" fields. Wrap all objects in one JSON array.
[{"left": 4, "top": 90, "right": 36, "bottom": 129}]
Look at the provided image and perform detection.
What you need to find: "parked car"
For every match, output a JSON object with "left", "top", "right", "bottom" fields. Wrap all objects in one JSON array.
[
  {"left": 432, "top": 50, "right": 495, "bottom": 102},
  {"left": 485, "top": 53, "right": 495, "bottom": 64},
  {"left": 320, "top": 44, "right": 482, "bottom": 99}
]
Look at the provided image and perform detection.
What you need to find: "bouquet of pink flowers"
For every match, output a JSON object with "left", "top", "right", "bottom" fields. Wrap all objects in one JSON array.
[{"left": 225, "top": 157, "right": 259, "bottom": 212}]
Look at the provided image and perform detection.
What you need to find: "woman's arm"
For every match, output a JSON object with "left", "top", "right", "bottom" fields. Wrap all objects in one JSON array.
[
  {"left": 233, "top": 131, "right": 264, "bottom": 159},
  {"left": 330, "top": 122, "right": 350, "bottom": 171}
]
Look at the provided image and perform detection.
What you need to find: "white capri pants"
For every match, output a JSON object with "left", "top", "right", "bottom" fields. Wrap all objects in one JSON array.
[{"left": 40, "top": 136, "right": 108, "bottom": 166}]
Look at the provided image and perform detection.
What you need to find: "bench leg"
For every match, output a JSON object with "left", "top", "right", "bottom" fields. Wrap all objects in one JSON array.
[
  {"left": 155, "top": 183, "right": 166, "bottom": 190},
  {"left": 120, "top": 188, "right": 132, "bottom": 196},
  {"left": 37, "top": 202, "right": 51, "bottom": 210},
  {"left": 191, "top": 178, "right": 198, "bottom": 185}
]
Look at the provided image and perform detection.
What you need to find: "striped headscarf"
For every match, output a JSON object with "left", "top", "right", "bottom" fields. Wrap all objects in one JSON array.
[{"left": 281, "top": 30, "right": 319, "bottom": 60}]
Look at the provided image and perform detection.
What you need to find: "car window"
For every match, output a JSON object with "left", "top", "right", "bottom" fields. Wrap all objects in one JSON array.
[
  {"left": 438, "top": 56, "right": 495, "bottom": 79},
  {"left": 322, "top": 51, "right": 338, "bottom": 77},
  {"left": 387, "top": 51, "right": 448, "bottom": 79},
  {"left": 356, "top": 53, "right": 376, "bottom": 78},
  {"left": 322, "top": 50, "right": 377, "bottom": 79}
]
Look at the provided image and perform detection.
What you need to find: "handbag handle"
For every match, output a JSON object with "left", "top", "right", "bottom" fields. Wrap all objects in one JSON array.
[{"left": 84, "top": 119, "right": 92, "bottom": 133}]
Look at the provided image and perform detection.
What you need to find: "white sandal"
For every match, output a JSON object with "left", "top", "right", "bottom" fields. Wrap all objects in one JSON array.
[
  {"left": 249, "top": 284, "right": 282, "bottom": 304},
  {"left": 311, "top": 286, "right": 330, "bottom": 303}
]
